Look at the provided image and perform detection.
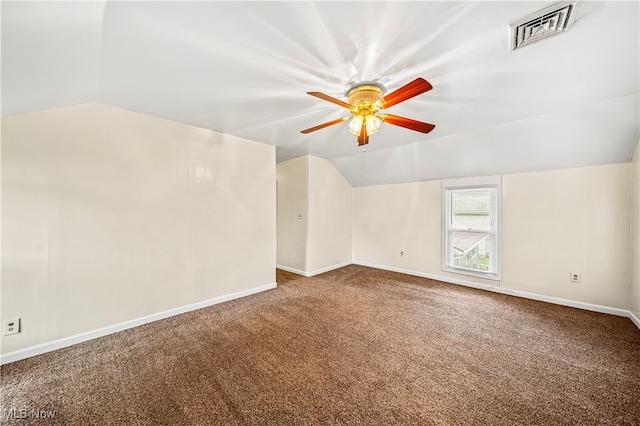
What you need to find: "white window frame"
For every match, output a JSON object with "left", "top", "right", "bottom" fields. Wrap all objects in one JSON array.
[{"left": 442, "top": 176, "right": 502, "bottom": 281}]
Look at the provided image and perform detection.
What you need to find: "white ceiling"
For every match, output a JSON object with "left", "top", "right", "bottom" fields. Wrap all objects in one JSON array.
[{"left": 2, "top": 1, "right": 639, "bottom": 186}]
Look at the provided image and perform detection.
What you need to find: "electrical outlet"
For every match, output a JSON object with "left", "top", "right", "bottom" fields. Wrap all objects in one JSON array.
[
  {"left": 400, "top": 251, "right": 404, "bottom": 257},
  {"left": 570, "top": 273, "right": 581, "bottom": 283},
  {"left": 3, "top": 318, "right": 20, "bottom": 336}
]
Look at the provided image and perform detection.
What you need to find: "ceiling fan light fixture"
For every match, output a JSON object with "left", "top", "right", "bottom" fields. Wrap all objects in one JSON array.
[
  {"left": 348, "top": 115, "right": 364, "bottom": 135},
  {"left": 346, "top": 83, "right": 385, "bottom": 137},
  {"left": 365, "top": 115, "right": 381, "bottom": 134},
  {"left": 349, "top": 113, "right": 382, "bottom": 136}
]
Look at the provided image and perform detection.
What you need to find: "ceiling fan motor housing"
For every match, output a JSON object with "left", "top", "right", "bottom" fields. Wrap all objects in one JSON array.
[{"left": 347, "top": 85, "right": 384, "bottom": 112}]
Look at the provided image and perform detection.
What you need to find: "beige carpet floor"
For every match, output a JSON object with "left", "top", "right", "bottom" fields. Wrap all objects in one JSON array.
[{"left": 1, "top": 265, "right": 639, "bottom": 425}]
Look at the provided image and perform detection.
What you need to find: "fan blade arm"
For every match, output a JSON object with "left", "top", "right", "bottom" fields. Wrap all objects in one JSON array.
[
  {"left": 382, "top": 114, "right": 435, "bottom": 134},
  {"left": 301, "top": 117, "right": 349, "bottom": 134},
  {"left": 307, "top": 92, "right": 353, "bottom": 109},
  {"left": 357, "top": 124, "right": 369, "bottom": 146},
  {"left": 381, "top": 78, "right": 433, "bottom": 109}
]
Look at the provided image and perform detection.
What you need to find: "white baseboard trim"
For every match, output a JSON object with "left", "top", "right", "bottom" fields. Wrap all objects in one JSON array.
[
  {"left": 629, "top": 310, "right": 640, "bottom": 330},
  {"left": 0, "top": 282, "right": 277, "bottom": 366},
  {"left": 307, "top": 261, "right": 352, "bottom": 277},
  {"left": 353, "top": 261, "right": 631, "bottom": 318},
  {"left": 277, "top": 261, "right": 352, "bottom": 277},
  {"left": 276, "top": 264, "right": 307, "bottom": 276}
]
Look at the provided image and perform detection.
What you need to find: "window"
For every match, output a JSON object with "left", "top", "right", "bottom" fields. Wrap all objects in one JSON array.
[{"left": 442, "top": 176, "right": 501, "bottom": 281}]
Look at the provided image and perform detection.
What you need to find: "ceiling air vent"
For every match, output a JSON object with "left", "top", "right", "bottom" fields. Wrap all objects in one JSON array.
[{"left": 509, "top": 1, "right": 578, "bottom": 51}]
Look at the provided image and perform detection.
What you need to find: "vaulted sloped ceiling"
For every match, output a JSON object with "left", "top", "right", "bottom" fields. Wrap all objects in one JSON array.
[{"left": 2, "top": 1, "right": 638, "bottom": 186}]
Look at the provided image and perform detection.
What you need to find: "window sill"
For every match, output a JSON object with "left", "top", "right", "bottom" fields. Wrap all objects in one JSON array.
[{"left": 443, "top": 266, "right": 502, "bottom": 282}]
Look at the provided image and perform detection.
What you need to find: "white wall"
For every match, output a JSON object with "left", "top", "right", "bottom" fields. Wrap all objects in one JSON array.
[
  {"left": 631, "top": 140, "right": 640, "bottom": 318},
  {"left": 276, "top": 156, "right": 352, "bottom": 275},
  {"left": 502, "top": 165, "right": 630, "bottom": 308},
  {"left": 354, "top": 163, "right": 632, "bottom": 310},
  {"left": 307, "top": 156, "right": 352, "bottom": 273},
  {"left": 1, "top": 103, "right": 276, "bottom": 354},
  {"left": 276, "top": 157, "right": 308, "bottom": 272},
  {"left": 353, "top": 180, "right": 443, "bottom": 275}
]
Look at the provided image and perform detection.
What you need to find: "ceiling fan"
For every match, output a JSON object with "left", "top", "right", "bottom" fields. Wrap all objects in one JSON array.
[{"left": 301, "top": 77, "right": 435, "bottom": 146}]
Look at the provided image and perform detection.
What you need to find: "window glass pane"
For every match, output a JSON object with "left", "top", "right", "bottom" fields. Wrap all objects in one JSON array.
[
  {"left": 443, "top": 177, "right": 500, "bottom": 280},
  {"left": 451, "top": 190, "right": 491, "bottom": 231},
  {"left": 450, "top": 231, "right": 493, "bottom": 273}
]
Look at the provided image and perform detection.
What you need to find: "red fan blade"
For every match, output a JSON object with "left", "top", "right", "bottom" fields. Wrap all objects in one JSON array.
[
  {"left": 382, "top": 114, "right": 435, "bottom": 134},
  {"left": 307, "top": 92, "right": 352, "bottom": 109},
  {"left": 301, "top": 117, "right": 349, "bottom": 134},
  {"left": 357, "top": 124, "right": 369, "bottom": 146},
  {"left": 381, "top": 78, "right": 433, "bottom": 109}
]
